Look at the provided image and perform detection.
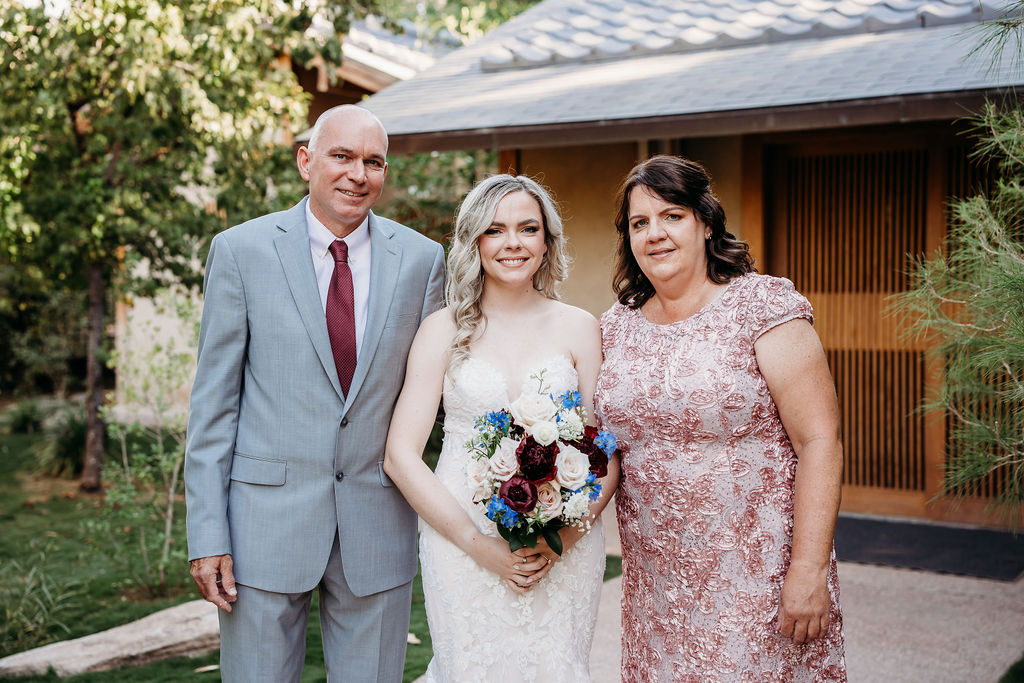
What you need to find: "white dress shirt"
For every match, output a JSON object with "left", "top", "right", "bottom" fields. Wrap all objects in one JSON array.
[{"left": 306, "top": 204, "right": 372, "bottom": 358}]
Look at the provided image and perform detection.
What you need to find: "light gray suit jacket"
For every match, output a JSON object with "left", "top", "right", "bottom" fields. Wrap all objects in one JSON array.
[{"left": 185, "top": 198, "right": 445, "bottom": 597}]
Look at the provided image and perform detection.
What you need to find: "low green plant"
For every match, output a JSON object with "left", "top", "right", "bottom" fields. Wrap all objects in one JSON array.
[
  {"left": 0, "top": 546, "right": 81, "bottom": 653},
  {"left": 81, "top": 288, "right": 199, "bottom": 597},
  {"left": 32, "top": 406, "right": 88, "bottom": 478},
  {"left": 4, "top": 399, "right": 42, "bottom": 434}
]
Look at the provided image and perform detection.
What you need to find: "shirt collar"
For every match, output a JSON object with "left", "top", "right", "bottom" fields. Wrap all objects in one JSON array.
[{"left": 306, "top": 202, "right": 371, "bottom": 261}]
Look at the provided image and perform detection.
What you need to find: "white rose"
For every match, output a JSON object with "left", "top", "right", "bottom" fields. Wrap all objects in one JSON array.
[
  {"left": 554, "top": 444, "right": 589, "bottom": 490},
  {"left": 510, "top": 393, "right": 557, "bottom": 428},
  {"left": 557, "top": 412, "right": 584, "bottom": 441},
  {"left": 528, "top": 420, "right": 559, "bottom": 446},
  {"left": 466, "top": 457, "right": 493, "bottom": 503},
  {"left": 562, "top": 490, "right": 591, "bottom": 521},
  {"left": 535, "top": 482, "right": 563, "bottom": 520},
  {"left": 488, "top": 438, "right": 520, "bottom": 481}
]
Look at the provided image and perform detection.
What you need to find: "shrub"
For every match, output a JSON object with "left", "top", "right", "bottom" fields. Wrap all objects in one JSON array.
[
  {"left": 4, "top": 400, "right": 42, "bottom": 435},
  {"left": 32, "top": 406, "right": 88, "bottom": 478}
]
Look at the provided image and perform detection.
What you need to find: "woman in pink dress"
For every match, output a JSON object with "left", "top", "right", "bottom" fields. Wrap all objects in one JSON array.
[{"left": 595, "top": 155, "right": 846, "bottom": 681}]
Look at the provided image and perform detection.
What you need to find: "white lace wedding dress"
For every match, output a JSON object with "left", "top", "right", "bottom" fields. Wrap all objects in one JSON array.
[{"left": 420, "top": 354, "right": 605, "bottom": 682}]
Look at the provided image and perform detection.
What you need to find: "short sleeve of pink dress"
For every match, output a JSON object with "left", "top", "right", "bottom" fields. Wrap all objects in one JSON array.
[{"left": 595, "top": 273, "right": 846, "bottom": 682}]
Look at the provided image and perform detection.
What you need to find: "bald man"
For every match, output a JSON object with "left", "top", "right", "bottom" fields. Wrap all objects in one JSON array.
[{"left": 185, "top": 105, "right": 445, "bottom": 682}]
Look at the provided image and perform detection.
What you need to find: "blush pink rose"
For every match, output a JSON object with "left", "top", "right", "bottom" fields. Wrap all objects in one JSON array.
[
  {"left": 488, "top": 438, "right": 520, "bottom": 481},
  {"left": 535, "top": 482, "right": 563, "bottom": 520},
  {"left": 554, "top": 444, "right": 589, "bottom": 490},
  {"left": 466, "top": 457, "right": 492, "bottom": 503},
  {"left": 510, "top": 393, "right": 557, "bottom": 427}
]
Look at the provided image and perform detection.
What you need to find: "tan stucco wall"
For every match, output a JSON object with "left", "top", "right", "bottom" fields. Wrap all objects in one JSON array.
[
  {"left": 518, "top": 143, "right": 639, "bottom": 317},
  {"left": 683, "top": 137, "right": 745, "bottom": 240}
]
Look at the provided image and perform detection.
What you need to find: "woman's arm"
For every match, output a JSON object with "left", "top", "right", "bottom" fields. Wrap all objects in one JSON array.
[
  {"left": 755, "top": 317, "right": 843, "bottom": 646},
  {"left": 383, "top": 311, "right": 546, "bottom": 592}
]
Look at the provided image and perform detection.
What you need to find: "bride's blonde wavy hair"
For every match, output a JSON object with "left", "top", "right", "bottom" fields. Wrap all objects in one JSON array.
[{"left": 446, "top": 174, "right": 570, "bottom": 368}]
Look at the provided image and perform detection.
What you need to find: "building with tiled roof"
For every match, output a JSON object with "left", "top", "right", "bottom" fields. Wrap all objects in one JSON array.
[
  {"left": 363, "top": 0, "right": 1021, "bottom": 527},
  {"left": 364, "top": 0, "right": 1014, "bottom": 149}
]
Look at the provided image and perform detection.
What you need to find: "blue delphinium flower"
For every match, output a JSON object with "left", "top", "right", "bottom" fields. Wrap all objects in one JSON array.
[
  {"left": 588, "top": 483, "right": 603, "bottom": 502},
  {"left": 595, "top": 430, "right": 617, "bottom": 456},
  {"left": 558, "top": 390, "right": 582, "bottom": 411},
  {"left": 486, "top": 495, "right": 519, "bottom": 529},
  {"left": 485, "top": 410, "right": 512, "bottom": 433}
]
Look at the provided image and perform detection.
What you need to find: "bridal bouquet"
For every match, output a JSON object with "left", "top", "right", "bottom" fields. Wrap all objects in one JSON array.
[{"left": 465, "top": 372, "right": 617, "bottom": 555}]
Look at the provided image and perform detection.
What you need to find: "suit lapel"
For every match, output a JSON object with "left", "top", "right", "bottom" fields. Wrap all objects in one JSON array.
[
  {"left": 274, "top": 199, "right": 345, "bottom": 403},
  {"left": 342, "top": 212, "right": 402, "bottom": 415}
]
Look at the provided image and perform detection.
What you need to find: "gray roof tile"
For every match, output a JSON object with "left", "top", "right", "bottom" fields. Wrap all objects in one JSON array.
[
  {"left": 681, "top": 26, "right": 719, "bottom": 43},
  {"left": 920, "top": 1, "right": 980, "bottom": 17},
  {"left": 463, "top": 0, "right": 1004, "bottom": 71},
  {"left": 363, "top": 15, "right": 1021, "bottom": 139}
]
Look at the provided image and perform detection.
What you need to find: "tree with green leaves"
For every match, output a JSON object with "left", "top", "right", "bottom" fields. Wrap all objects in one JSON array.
[
  {"left": 0, "top": 0, "right": 385, "bottom": 490},
  {"left": 410, "top": 0, "right": 541, "bottom": 43},
  {"left": 892, "top": 3, "right": 1024, "bottom": 521}
]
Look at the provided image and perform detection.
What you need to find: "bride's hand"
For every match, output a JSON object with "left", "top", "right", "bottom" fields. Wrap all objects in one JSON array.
[
  {"left": 514, "top": 524, "right": 585, "bottom": 584},
  {"left": 469, "top": 535, "right": 549, "bottom": 593}
]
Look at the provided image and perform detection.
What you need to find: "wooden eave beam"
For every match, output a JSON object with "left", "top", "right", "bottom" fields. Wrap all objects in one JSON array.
[{"left": 383, "top": 89, "right": 1014, "bottom": 154}]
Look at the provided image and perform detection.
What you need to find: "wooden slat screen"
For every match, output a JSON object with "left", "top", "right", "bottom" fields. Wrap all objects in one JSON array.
[
  {"left": 786, "top": 151, "right": 927, "bottom": 293},
  {"left": 781, "top": 149, "right": 929, "bottom": 492},
  {"left": 827, "top": 349, "right": 925, "bottom": 490}
]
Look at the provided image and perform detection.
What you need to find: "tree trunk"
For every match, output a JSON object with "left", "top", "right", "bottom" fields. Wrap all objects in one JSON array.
[{"left": 80, "top": 263, "right": 105, "bottom": 491}]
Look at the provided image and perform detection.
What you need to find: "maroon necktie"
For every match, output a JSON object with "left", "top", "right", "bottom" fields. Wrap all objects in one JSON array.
[{"left": 326, "top": 240, "right": 356, "bottom": 397}]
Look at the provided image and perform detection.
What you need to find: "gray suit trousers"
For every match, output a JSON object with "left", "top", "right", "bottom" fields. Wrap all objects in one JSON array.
[{"left": 218, "top": 532, "right": 413, "bottom": 683}]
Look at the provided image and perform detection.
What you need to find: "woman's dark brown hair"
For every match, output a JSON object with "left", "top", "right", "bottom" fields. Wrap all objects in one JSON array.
[{"left": 612, "top": 155, "right": 755, "bottom": 308}]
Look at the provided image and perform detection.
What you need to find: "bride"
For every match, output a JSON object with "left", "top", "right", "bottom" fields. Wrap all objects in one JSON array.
[{"left": 383, "top": 174, "right": 619, "bottom": 682}]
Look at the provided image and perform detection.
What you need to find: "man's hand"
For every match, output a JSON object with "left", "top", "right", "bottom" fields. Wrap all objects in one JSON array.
[{"left": 190, "top": 554, "right": 237, "bottom": 612}]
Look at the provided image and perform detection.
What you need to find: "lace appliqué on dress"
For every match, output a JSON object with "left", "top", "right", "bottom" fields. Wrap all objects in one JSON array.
[{"left": 595, "top": 274, "right": 846, "bottom": 683}]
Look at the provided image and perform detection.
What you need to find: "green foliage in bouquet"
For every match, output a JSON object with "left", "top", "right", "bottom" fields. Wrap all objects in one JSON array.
[{"left": 495, "top": 517, "right": 565, "bottom": 555}]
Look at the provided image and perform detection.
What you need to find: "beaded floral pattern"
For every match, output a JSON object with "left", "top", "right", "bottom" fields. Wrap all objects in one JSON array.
[
  {"left": 595, "top": 274, "right": 846, "bottom": 682},
  {"left": 420, "top": 354, "right": 605, "bottom": 682}
]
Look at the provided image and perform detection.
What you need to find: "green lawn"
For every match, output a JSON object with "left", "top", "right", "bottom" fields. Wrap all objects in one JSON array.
[{"left": 0, "top": 431, "right": 622, "bottom": 682}]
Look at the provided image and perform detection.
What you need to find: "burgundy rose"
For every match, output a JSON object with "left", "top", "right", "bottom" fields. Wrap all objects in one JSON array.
[
  {"left": 571, "top": 426, "right": 608, "bottom": 478},
  {"left": 516, "top": 436, "right": 559, "bottom": 483},
  {"left": 587, "top": 450, "right": 609, "bottom": 479},
  {"left": 499, "top": 476, "right": 538, "bottom": 514}
]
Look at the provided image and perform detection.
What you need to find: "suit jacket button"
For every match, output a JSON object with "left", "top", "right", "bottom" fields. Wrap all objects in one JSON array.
[
  {"left": 341, "top": 418, "right": 349, "bottom": 428},
  {"left": 335, "top": 471, "right": 344, "bottom": 482}
]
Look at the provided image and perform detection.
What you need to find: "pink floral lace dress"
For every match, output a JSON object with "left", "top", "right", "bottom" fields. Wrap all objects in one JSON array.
[{"left": 595, "top": 274, "right": 846, "bottom": 682}]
